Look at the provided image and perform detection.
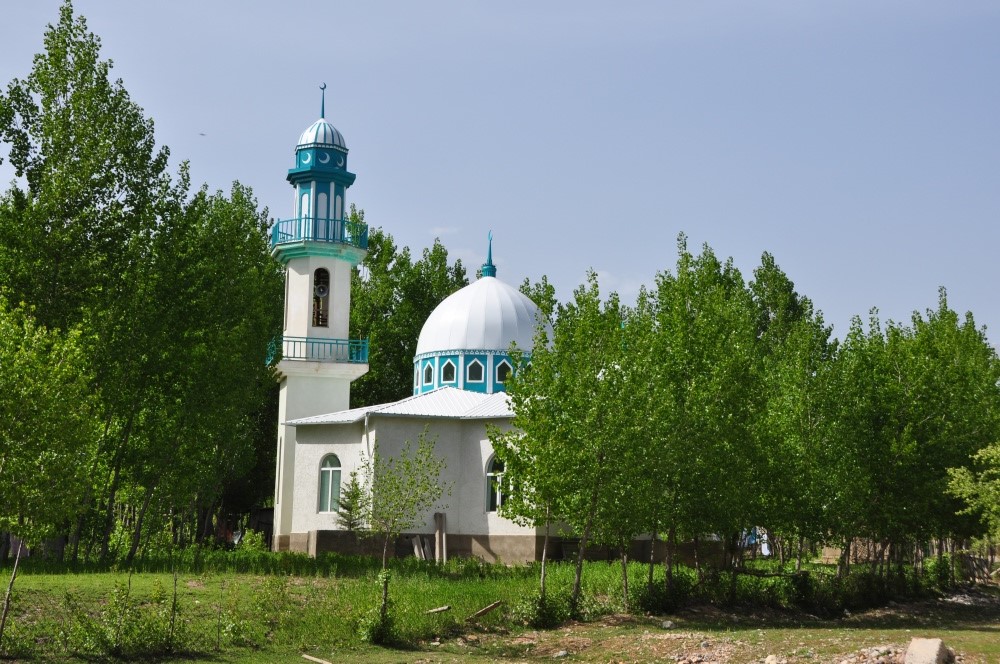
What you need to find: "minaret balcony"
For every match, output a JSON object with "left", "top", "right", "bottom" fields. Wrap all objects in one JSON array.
[
  {"left": 270, "top": 217, "right": 369, "bottom": 250},
  {"left": 268, "top": 336, "right": 369, "bottom": 365}
]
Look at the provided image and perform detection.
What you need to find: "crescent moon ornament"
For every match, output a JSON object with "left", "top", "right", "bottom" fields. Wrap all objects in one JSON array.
[
  {"left": 301, "top": 153, "right": 311, "bottom": 164},
  {"left": 336, "top": 155, "right": 344, "bottom": 167},
  {"left": 318, "top": 152, "right": 330, "bottom": 164}
]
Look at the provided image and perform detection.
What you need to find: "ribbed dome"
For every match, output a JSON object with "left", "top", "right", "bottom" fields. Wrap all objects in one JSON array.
[
  {"left": 297, "top": 118, "right": 347, "bottom": 150},
  {"left": 416, "top": 277, "right": 543, "bottom": 356}
]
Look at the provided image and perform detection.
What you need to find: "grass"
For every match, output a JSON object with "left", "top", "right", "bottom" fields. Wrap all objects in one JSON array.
[{"left": 1, "top": 554, "right": 998, "bottom": 662}]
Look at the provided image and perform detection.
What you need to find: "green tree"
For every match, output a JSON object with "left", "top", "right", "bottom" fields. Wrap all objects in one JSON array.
[
  {"left": 0, "top": 300, "right": 97, "bottom": 647},
  {"left": 949, "top": 443, "right": 1000, "bottom": 541},
  {"left": 0, "top": 0, "right": 185, "bottom": 563},
  {"left": 359, "top": 431, "right": 450, "bottom": 568},
  {"left": 336, "top": 470, "right": 366, "bottom": 532},
  {"left": 497, "top": 272, "right": 632, "bottom": 612},
  {"left": 357, "top": 430, "right": 451, "bottom": 641},
  {"left": 350, "top": 218, "right": 468, "bottom": 407},
  {"left": 750, "top": 253, "right": 835, "bottom": 565},
  {"left": 0, "top": 2, "right": 284, "bottom": 563},
  {"left": 115, "top": 183, "right": 282, "bottom": 563},
  {"left": 637, "top": 236, "right": 761, "bottom": 581},
  {"left": 0, "top": 0, "right": 172, "bottom": 332},
  {"left": 519, "top": 275, "right": 558, "bottom": 321}
]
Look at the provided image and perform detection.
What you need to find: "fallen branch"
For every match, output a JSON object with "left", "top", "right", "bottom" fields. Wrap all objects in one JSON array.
[
  {"left": 466, "top": 600, "right": 502, "bottom": 621},
  {"left": 425, "top": 605, "right": 451, "bottom": 614},
  {"left": 301, "top": 655, "right": 333, "bottom": 664}
]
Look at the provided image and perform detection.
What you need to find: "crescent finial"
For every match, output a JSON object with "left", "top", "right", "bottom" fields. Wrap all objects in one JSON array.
[{"left": 319, "top": 83, "right": 327, "bottom": 118}]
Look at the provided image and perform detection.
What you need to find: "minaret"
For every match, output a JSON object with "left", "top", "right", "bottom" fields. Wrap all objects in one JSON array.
[{"left": 270, "top": 85, "right": 369, "bottom": 550}]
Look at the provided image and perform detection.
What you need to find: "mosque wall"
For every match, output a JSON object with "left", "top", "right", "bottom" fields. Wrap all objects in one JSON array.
[{"left": 282, "top": 415, "right": 548, "bottom": 559}]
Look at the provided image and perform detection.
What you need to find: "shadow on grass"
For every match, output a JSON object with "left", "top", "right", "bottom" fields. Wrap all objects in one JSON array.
[{"left": 671, "top": 585, "right": 1000, "bottom": 634}]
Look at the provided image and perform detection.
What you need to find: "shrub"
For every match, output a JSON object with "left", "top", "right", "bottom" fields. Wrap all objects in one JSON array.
[{"left": 509, "top": 590, "right": 571, "bottom": 628}]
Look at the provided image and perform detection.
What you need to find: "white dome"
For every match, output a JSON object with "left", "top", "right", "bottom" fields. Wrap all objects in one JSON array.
[
  {"left": 298, "top": 118, "right": 347, "bottom": 150},
  {"left": 415, "top": 276, "right": 544, "bottom": 356}
]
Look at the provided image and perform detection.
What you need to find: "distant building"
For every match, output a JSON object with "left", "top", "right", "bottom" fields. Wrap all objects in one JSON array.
[{"left": 271, "top": 91, "right": 548, "bottom": 562}]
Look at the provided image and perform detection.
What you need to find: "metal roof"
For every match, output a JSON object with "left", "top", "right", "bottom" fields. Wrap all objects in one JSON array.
[
  {"left": 297, "top": 118, "right": 347, "bottom": 150},
  {"left": 414, "top": 276, "right": 543, "bottom": 357},
  {"left": 285, "top": 387, "right": 513, "bottom": 427}
]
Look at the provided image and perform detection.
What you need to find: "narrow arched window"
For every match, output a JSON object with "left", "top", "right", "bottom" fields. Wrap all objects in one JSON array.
[
  {"left": 423, "top": 363, "right": 434, "bottom": 386},
  {"left": 486, "top": 456, "right": 505, "bottom": 512},
  {"left": 441, "top": 360, "right": 456, "bottom": 383},
  {"left": 496, "top": 360, "right": 512, "bottom": 384},
  {"left": 467, "top": 359, "right": 484, "bottom": 383},
  {"left": 313, "top": 268, "right": 330, "bottom": 327},
  {"left": 318, "top": 454, "right": 341, "bottom": 512}
]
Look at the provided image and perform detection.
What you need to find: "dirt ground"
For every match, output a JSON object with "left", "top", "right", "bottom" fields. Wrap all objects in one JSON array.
[{"left": 411, "top": 586, "right": 1000, "bottom": 664}]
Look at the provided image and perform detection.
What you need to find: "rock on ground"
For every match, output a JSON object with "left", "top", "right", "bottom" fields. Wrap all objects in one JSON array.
[{"left": 904, "top": 638, "right": 953, "bottom": 664}]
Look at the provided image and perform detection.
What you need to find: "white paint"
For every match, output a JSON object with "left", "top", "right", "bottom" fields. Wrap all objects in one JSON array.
[{"left": 290, "top": 416, "right": 536, "bottom": 538}]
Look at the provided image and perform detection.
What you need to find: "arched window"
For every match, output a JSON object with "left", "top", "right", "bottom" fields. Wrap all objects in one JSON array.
[
  {"left": 423, "top": 363, "right": 434, "bottom": 386},
  {"left": 495, "top": 360, "right": 512, "bottom": 384},
  {"left": 467, "top": 359, "right": 484, "bottom": 383},
  {"left": 313, "top": 268, "right": 330, "bottom": 327},
  {"left": 486, "top": 456, "right": 505, "bottom": 512},
  {"left": 318, "top": 454, "right": 341, "bottom": 512},
  {"left": 300, "top": 192, "right": 311, "bottom": 219},
  {"left": 441, "top": 360, "right": 456, "bottom": 383}
]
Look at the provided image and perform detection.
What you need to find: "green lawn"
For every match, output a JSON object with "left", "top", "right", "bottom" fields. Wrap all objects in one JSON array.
[{"left": 2, "top": 561, "right": 998, "bottom": 662}]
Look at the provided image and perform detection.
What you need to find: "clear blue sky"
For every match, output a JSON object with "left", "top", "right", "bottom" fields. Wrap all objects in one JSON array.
[{"left": 3, "top": 1, "right": 999, "bottom": 343}]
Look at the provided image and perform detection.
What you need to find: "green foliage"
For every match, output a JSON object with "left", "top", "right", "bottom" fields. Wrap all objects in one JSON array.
[
  {"left": 509, "top": 590, "right": 571, "bottom": 628},
  {"left": 238, "top": 529, "right": 268, "bottom": 553},
  {"left": 357, "top": 570, "right": 395, "bottom": 644},
  {"left": 350, "top": 219, "right": 468, "bottom": 407},
  {"left": 949, "top": 443, "right": 1000, "bottom": 539},
  {"left": 0, "top": 1, "right": 283, "bottom": 566},
  {"left": 359, "top": 430, "right": 452, "bottom": 568},
  {"left": 519, "top": 274, "right": 558, "bottom": 321},
  {"left": 0, "top": 299, "right": 97, "bottom": 544},
  {"left": 64, "top": 577, "right": 183, "bottom": 658},
  {"left": 337, "top": 470, "right": 366, "bottom": 532}
]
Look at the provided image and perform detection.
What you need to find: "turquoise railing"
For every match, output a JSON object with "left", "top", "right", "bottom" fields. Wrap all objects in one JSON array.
[
  {"left": 270, "top": 217, "right": 369, "bottom": 250},
  {"left": 266, "top": 336, "right": 368, "bottom": 365}
]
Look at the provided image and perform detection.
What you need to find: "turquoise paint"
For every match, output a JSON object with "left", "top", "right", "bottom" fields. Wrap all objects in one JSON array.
[
  {"left": 480, "top": 231, "right": 496, "bottom": 278},
  {"left": 268, "top": 335, "right": 368, "bottom": 364}
]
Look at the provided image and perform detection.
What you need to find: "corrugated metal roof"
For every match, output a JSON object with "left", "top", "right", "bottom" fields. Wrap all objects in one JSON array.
[
  {"left": 285, "top": 387, "right": 513, "bottom": 426},
  {"left": 462, "top": 392, "right": 513, "bottom": 419}
]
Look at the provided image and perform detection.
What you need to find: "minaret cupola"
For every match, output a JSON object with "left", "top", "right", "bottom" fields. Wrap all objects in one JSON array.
[{"left": 272, "top": 83, "right": 365, "bottom": 265}]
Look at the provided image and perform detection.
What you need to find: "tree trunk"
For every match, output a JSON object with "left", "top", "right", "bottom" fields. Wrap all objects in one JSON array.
[
  {"left": 620, "top": 548, "right": 630, "bottom": 611},
  {"left": 379, "top": 569, "right": 390, "bottom": 624},
  {"left": 837, "top": 538, "right": 851, "bottom": 579},
  {"left": 69, "top": 507, "right": 86, "bottom": 565},
  {"left": 665, "top": 523, "right": 676, "bottom": 595},
  {"left": 647, "top": 529, "right": 657, "bottom": 595},
  {"left": 693, "top": 535, "right": 702, "bottom": 582},
  {"left": 570, "top": 481, "right": 602, "bottom": 615},
  {"left": 0, "top": 540, "right": 23, "bottom": 651},
  {"left": 795, "top": 534, "right": 804, "bottom": 572},
  {"left": 540, "top": 506, "right": 550, "bottom": 600},
  {"left": 124, "top": 489, "right": 154, "bottom": 567},
  {"left": 100, "top": 410, "right": 138, "bottom": 561},
  {"left": 99, "top": 459, "right": 123, "bottom": 561}
]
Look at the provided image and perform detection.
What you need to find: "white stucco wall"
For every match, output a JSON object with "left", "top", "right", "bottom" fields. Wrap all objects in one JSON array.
[
  {"left": 283, "top": 256, "right": 353, "bottom": 339},
  {"left": 290, "top": 415, "right": 537, "bottom": 538}
]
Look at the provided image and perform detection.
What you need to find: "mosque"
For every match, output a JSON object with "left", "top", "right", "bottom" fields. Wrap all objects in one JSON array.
[{"left": 270, "top": 94, "right": 548, "bottom": 562}]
